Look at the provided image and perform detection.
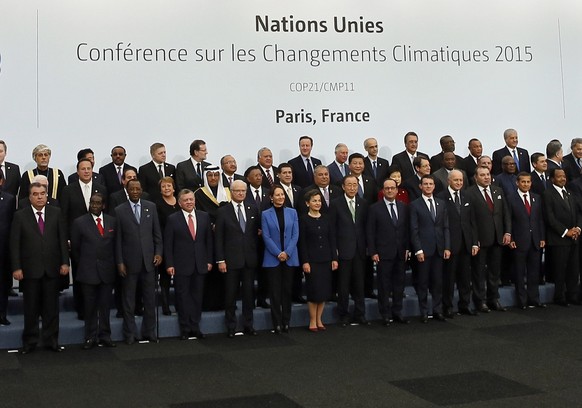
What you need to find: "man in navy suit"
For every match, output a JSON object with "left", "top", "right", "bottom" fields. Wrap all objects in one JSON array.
[
  {"left": 175, "top": 140, "right": 210, "bottom": 191},
  {"left": 329, "top": 175, "right": 369, "bottom": 326},
  {"left": 138, "top": 142, "right": 176, "bottom": 202},
  {"left": 61, "top": 158, "right": 108, "bottom": 318},
  {"left": 164, "top": 189, "right": 213, "bottom": 339},
  {"left": 438, "top": 170, "right": 478, "bottom": 317},
  {"left": 328, "top": 143, "right": 349, "bottom": 186},
  {"left": 0, "top": 176, "right": 16, "bottom": 325},
  {"left": 367, "top": 178, "right": 410, "bottom": 326},
  {"left": 67, "top": 148, "right": 105, "bottom": 185},
  {"left": 98, "top": 146, "right": 137, "bottom": 195},
  {"left": 11, "top": 182, "right": 70, "bottom": 354},
  {"left": 115, "top": 179, "right": 162, "bottom": 344},
  {"left": 508, "top": 172, "right": 546, "bottom": 308},
  {"left": 215, "top": 180, "right": 260, "bottom": 337},
  {"left": 492, "top": 128, "right": 531, "bottom": 176},
  {"left": 288, "top": 135, "right": 323, "bottom": 189},
  {"left": 0, "top": 140, "right": 21, "bottom": 196},
  {"left": 71, "top": 193, "right": 117, "bottom": 349},
  {"left": 363, "top": 137, "right": 390, "bottom": 188},
  {"left": 410, "top": 175, "right": 451, "bottom": 322}
]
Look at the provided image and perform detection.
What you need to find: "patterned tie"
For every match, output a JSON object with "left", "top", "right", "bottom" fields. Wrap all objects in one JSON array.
[
  {"left": 483, "top": 188, "right": 494, "bottom": 212},
  {"left": 188, "top": 214, "right": 196, "bottom": 240},
  {"left": 265, "top": 169, "right": 274, "bottom": 186},
  {"left": 562, "top": 188, "right": 570, "bottom": 209},
  {"left": 255, "top": 189, "right": 261, "bottom": 207},
  {"left": 237, "top": 204, "right": 246, "bottom": 231},
  {"left": 341, "top": 163, "right": 346, "bottom": 177},
  {"left": 428, "top": 198, "right": 436, "bottom": 221},
  {"left": 228, "top": 176, "right": 233, "bottom": 186},
  {"left": 357, "top": 178, "right": 364, "bottom": 198},
  {"left": 389, "top": 202, "right": 397, "bottom": 226},
  {"left": 133, "top": 203, "right": 141, "bottom": 223},
  {"left": 96, "top": 217, "right": 104, "bottom": 236},
  {"left": 512, "top": 150, "right": 520, "bottom": 171},
  {"left": 117, "top": 166, "right": 122, "bottom": 184},
  {"left": 523, "top": 194, "right": 531, "bottom": 215},
  {"left": 349, "top": 199, "right": 356, "bottom": 222},
  {"left": 323, "top": 187, "right": 330, "bottom": 207},
  {"left": 37, "top": 211, "right": 44, "bottom": 235}
]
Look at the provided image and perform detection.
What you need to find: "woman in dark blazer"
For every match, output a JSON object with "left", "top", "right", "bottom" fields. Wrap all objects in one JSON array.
[
  {"left": 261, "top": 185, "right": 299, "bottom": 334},
  {"left": 299, "top": 189, "right": 338, "bottom": 332}
]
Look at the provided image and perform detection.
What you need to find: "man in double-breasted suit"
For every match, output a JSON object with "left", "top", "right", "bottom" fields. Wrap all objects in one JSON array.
[
  {"left": 438, "top": 170, "right": 478, "bottom": 317},
  {"left": 115, "top": 179, "right": 162, "bottom": 344},
  {"left": 466, "top": 167, "right": 512, "bottom": 312},
  {"left": 508, "top": 173, "right": 546, "bottom": 308},
  {"left": 71, "top": 193, "right": 117, "bottom": 349},
  {"left": 329, "top": 175, "right": 369, "bottom": 326},
  {"left": 367, "top": 178, "right": 410, "bottom": 326},
  {"left": 543, "top": 168, "right": 580, "bottom": 306},
  {"left": 11, "top": 182, "right": 70, "bottom": 354},
  {"left": 215, "top": 180, "right": 260, "bottom": 337},
  {"left": 164, "top": 189, "right": 213, "bottom": 339},
  {"left": 410, "top": 175, "right": 451, "bottom": 322}
]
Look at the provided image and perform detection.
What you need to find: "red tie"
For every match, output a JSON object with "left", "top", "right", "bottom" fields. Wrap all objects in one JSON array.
[
  {"left": 96, "top": 217, "right": 104, "bottom": 236},
  {"left": 188, "top": 214, "right": 196, "bottom": 240},
  {"left": 523, "top": 194, "right": 531, "bottom": 215},
  {"left": 483, "top": 188, "right": 494, "bottom": 212}
]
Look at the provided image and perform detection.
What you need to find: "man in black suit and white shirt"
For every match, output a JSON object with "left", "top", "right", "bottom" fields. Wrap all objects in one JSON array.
[
  {"left": 0, "top": 176, "right": 16, "bottom": 325},
  {"left": 138, "top": 142, "right": 176, "bottom": 202},
  {"left": 11, "top": 182, "right": 70, "bottom": 354},
  {"left": 71, "top": 193, "right": 117, "bottom": 349},
  {"left": 257, "top": 147, "right": 278, "bottom": 190},
  {"left": 68, "top": 148, "right": 105, "bottom": 185},
  {"left": 220, "top": 155, "right": 244, "bottom": 188},
  {"left": 299, "top": 165, "right": 342, "bottom": 215},
  {"left": 215, "top": 180, "right": 260, "bottom": 338},
  {"left": 492, "top": 128, "right": 531, "bottom": 176},
  {"left": 288, "top": 136, "right": 323, "bottom": 189},
  {"left": 164, "top": 189, "right": 213, "bottom": 340},
  {"left": 363, "top": 137, "right": 390, "bottom": 188},
  {"left": 462, "top": 138, "right": 483, "bottom": 183},
  {"left": 562, "top": 138, "right": 582, "bottom": 181},
  {"left": 175, "top": 139, "right": 210, "bottom": 191},
  {"left": 115, "top": 179, "right": 162, "bottom": 344},
  {"left": 98, "top": 146, "right": 137, "bottom": 195},
  {"left": 430, "top": 135, "right": 464, "bottom": 173},
  {"left": 530, "top": 153, "right": 548, "bottom": 196},
  {"left": 390, "top": 131, "right": 429, "bottom": 181},
  {"left": 0, "top": 140, "right": 21, "bottom": 196}
]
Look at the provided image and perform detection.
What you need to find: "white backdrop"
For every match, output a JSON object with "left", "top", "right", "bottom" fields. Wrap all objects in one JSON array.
[{"left": 1, "top": 0, "right": 581, "bottom": 175}]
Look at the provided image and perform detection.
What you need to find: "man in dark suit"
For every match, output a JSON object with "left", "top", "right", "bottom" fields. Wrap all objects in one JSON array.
[
  {"left": 328, "top": 143, "right": 349, "bottom": 186},
  {"left": 61, "top": 158, "right": 108, "bottom": 318},
  {"left": 466, "top": 167, "right": 512, "bottom": 312},
  {"left": 257, "top": 147, "right": 278, "bottom": 190},
  {"left": 0, "top": 178, "right": 16, "bottom": 325},
  {"left": 432, "top": 152, "right": 469, "bottom": 190},
  {"left": 543, "top": 168, "right": 580, "bottom": 306},
  {"left": 329, "top": 175, "right": 369, "bottom": 326},
  {"left": 410, "top": 175, "right": 451, "bottom": 322},
  {"left": 298, "top": 165, "right": 342, "bottom": 215},
  {"left": 402, "top": 157, "right": 443, "bottom": 201},
  {"left": 215, "top": 180, "right": 260, "bottom": 338},
  {"left": 363, "top": 137, "right": 390, "bottom": 188},
  {"left": 109, "top": 168, "right": 151, "bottom": 212},
  {"left": 19, "top": 144, "right": 66, "bottom": 201},
  {"left": 115, "top": 179, "right": 163, "bottom": 344},
  {"left": 0, "top": 140, "right": 21, "bottom": 196},
  {"left": 462, "top": 138, "right": 483, "bottom": 183},
  {"left": 164, "top": 189, "right": 213, "bottom": 339},
  {"left": 508, "top": 173, "right": 546, "bottom": 308},
  {"left": 71, "top": 193, "right": 117, "bottom": 349},
  {"left": 492, "top": 128, "right": 531, "bottom": 175},
  {"left": 390, "top": 131, "right": 429, "bottom": 181},
  {"left": 348, "top": 153, "right": 377, "bottom": 205},
  {"left": 288, "top": 136, "right": 323, "bottom": 189},
  {"left": 67, "top": 148, "right": 105, "bottom": 185},
  {"left": 430, "top": 135, "right": 464, "bottom": 173},
  {"left": 175, "top": 139, "right": 210, "bottom": 191},
  {"left": 277, "top": 163, "right": 302, "bottom": 209},
  {"left": 220, "top": 155, "right": 244, "bottom": 188},
  {"left": 11, "top": 182, "right": 70, "bottom": 354},
  {"left": 438, "top": 170, "right": 479, "bottom": 317},
  {"left": 367, "top": 178, "right": 410, "bottom": 326},
  {"left": 530, "top": 153, "right": 548, "bottom": 196},
  {"left": 244, "top": 166, "right": 271, "bottom": 212},
  {"left": 562, "top": 138, "right": 582, "bottom": 181},
  {"left": 138, "top": 142, "right": 176, "bottom": 202},
  {"left": 98, "top": 146, "right": 137, "bottom": 195},
  {"left": 545, "top": 139, "right": 564, "bottom": 172}
]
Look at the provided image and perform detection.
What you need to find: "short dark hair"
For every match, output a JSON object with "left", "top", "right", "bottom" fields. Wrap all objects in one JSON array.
[
  {"left": 299, "top": 135, "right": 313, "bottom": 146},
  {"left": 348, "top": 152, "right": 365, "bottom": 164},
  {"left": 244, "top": 165, "right": 261, "bottom": 178},
  {"left": 77, "top": 148, "right": 94, "bottom": 161},
  {"left": 189, "top": 140, "right": 206, "bottom": 156},
  {"left": 404, "top": 131, "right": 418, "bottom": 143},
  {"left": 277, "top": 162, "right": 292, "bottom": 173},
  {"left": 531, "top": 152, "right": 545, "bottom": 165}
]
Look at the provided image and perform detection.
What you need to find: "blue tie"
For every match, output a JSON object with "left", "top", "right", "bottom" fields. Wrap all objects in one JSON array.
[
  {"left": 512, "top": 150, "right": 520, "bottom": 171},
  {"left": 133, "top": 203, "right": 141, "bottom": 223}
]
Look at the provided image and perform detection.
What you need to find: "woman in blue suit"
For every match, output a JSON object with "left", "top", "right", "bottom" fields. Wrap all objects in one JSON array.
[{"left": 262, "top": 185, "right": 300, "bottom": 334}]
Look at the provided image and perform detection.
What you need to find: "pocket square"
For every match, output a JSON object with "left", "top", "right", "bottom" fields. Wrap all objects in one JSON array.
[
  {"left": 497, "top": 195, "right": 502, "bottom": 199},
  {"left": 464, "top": 203, "right": 469, "bottom": 206}
]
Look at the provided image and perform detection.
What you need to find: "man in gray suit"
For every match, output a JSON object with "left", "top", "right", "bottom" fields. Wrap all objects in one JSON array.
[{"left": 115, "top": 179, "right": 163, "bottom": 344}]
